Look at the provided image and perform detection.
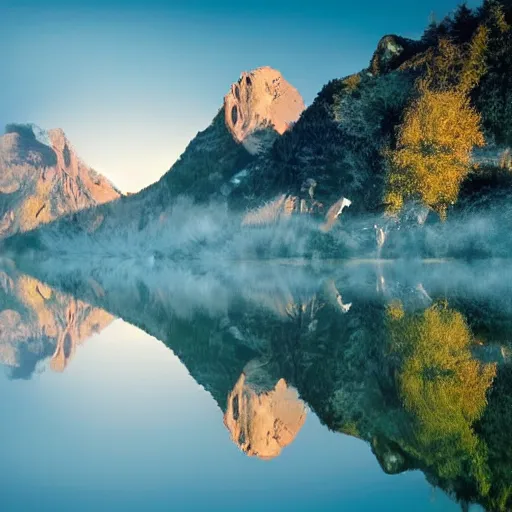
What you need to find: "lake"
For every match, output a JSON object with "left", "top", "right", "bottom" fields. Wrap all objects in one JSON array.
[{"left": 1, "top": 259, "right": 508, "bottom": 511}]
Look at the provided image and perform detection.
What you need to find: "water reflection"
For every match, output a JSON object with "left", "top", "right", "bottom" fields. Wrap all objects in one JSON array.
[
  {"left": 0, "top": 267, "right": 113, "bottom": 378},
  {"left": 2, "top": 258, "right": 512, "bottom": 511}
]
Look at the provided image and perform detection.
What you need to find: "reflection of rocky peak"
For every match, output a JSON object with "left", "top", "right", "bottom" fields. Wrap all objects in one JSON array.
[
  {"left": 224, "top": 371, "right": 306, "bottom": 460},
  {"left": 224, "top": 67, "right": 305, "bottom": 154},
  {"left": 0, "top": 271, "right": 114, "bottom": 378},
  {"left": 0, "top": 124, "right": 121, "bottom": 237}
]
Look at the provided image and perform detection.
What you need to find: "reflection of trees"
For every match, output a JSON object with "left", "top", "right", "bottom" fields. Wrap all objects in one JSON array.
[
  {"left": 478, "top": 365, "right": 512, "bottom": 511},
  {"left": 388, "top": 301, "right": 496, "bottom": 498}
]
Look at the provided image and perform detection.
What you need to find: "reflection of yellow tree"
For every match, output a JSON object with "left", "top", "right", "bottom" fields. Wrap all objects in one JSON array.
[{"left": 388, "top": 301, "right": 496, "bottom": 495}]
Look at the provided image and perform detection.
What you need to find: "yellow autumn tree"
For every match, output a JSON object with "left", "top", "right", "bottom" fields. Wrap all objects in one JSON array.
[
  {"left": 385, "top": 26, "right": 489, "bottom": 218},
  {"left": 387, "top": 301, "right": 496, "bottom": 495}
]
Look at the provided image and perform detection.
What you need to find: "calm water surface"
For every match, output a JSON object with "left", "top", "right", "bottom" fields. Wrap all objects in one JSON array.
[{"left": 1, "top": 260, "right": 507, "bottom": 511}]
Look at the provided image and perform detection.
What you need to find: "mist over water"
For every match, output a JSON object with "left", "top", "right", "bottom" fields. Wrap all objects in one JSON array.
[{"left": 13, "top": 191, "right": 512, "bottom": 268}]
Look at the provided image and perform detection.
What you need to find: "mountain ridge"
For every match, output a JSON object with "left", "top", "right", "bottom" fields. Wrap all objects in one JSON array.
[{"left": 0, "top": 124, "right": 121, "bottom": 238}]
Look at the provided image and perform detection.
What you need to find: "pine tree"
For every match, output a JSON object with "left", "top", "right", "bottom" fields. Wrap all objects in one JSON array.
[
  {"left": 474, "top": 1, "right": 512, "bottom": 145},
  {"left": 449, "top": 3, "right": 479, "bottom": 43}
]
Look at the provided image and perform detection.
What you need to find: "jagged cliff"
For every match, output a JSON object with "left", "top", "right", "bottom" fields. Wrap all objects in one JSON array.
[
  {"left": 0, "top": 124, "right": 121, "bottom": 238},
  {"left": 224, "top": 66, "right": 305, "bottom": 154}
]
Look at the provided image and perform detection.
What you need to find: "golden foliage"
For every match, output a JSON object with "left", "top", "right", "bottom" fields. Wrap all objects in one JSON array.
[
  {"left": 489, "top": 2, "right": 510, "bottom": 34},
  {"left": 387, "top": 300, "right": 405, "bottom": 321},
  {"left": 459, "top": 25, "right": 490, "bottom": 94},
  {"left": 386, "top": 88, "right": 485, "bottom": 217},
  {"left": 421, "top": 38, "right": 464, "bottom": 92},
  {"left": 388, "top": 302, "right": 496, "bottom": 494},
  {"left": 404, "top": 26, "right": 489, "bottom": 95},
  {"left": 385, "top": 26, "right": 489, "bottom": 217}
]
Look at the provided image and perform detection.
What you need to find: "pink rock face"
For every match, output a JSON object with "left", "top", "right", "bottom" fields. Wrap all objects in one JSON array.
[
  {"left": 224, "top": 66, "right": 305, "bottom": 154},
  {"left": 47, "top": 128, "right": 121, "bottom": 207},
  {"left": 0, "top": 125, "right": 121, "bottom": 236}
]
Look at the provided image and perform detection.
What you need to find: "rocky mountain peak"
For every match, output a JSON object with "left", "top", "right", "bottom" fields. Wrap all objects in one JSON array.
[
  {"left": 370, "top": 34, "right": 422, "bottom": 75},
  {"left": 47, "top": 128, "right": 81, "bottom": 173},
  {"left": 0, "top": 123, "right": 121, "bottom": 237},
  {"left": 47, "top": 128, "right": 68, "bottom": 151},
  {"left": 224, "top": 66, "right": 305, "bottom": 154}
]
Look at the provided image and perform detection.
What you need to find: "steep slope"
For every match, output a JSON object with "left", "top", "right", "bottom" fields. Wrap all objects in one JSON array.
[
  {"left": 236, "top": 1, "right": 512, "bottom": 220},
  {"left": 0, "top": 124, "right": 121, "bottom": 237},
  {"left": 10, "top": 66, "right": 304, "bottom": 242},
  {"left": 157, "top": 65, "right": 304, "bottom": 199}
]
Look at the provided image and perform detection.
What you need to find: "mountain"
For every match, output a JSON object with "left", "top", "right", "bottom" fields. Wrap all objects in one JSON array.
[
  {"left": 0, "top": 124, "right": 121, "bottom": 238},
  {"left": 224, "top": 66, "right": 305, "bottom": 155},
  {"left": 5, "top": 0, "right": 512, "bottom": 260},
  {"left": 1, "top": 67, "right": 305, "bottom": 252}
]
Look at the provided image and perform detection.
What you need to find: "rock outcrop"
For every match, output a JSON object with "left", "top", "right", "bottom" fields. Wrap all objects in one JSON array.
[
  {"left": 224, "top": 66, "right": 305, "bottom": 154},
  {"left": 224, "top": 371, "right": 306, "bottom": 460},
  {"left": 0, "top": 124, "right": 121, "bottom": 237},
  {"left": 241, "top": 191, "right": 351, "bottom": 233},
  {"left": 369, "top": 35, "right": 423, "bottom": 76}
]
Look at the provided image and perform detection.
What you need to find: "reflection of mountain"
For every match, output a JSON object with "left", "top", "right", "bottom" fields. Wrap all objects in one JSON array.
[
  {"left": 16, "top": 260, "right": 512, "bottom": 510},
  {"left": 0, "top": 268, "right": 114, "bottom": 378},
  {"left": 225, "top": 372, "right": 306, "bottom": 460}
]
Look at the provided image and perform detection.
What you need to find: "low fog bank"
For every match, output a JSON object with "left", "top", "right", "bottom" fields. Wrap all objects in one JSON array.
[{"left": 5, "top": 195, "right": 512, "bottom": 265}]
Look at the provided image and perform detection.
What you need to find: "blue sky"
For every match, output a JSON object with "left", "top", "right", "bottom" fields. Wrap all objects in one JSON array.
[{"left": 0, "top": 0, "right": 481, "bottom": 192}]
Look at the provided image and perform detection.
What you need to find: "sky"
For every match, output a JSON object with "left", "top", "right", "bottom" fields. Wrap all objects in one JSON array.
[{"left": 0, "top": 0, "right": 482, "bottom": 193}]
